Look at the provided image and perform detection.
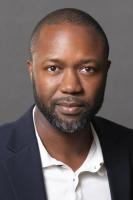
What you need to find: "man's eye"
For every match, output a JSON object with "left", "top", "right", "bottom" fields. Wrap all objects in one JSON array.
[
  {"left": 47, "top": 66, "right": 59, "bottom": 72},
  {"left": 80, "top": 66, "right": 96, "bottom": 74}
]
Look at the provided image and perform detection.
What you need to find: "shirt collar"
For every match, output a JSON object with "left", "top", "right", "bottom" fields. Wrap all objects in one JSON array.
[
  {"left": 76, "top": 124, "right": 104, "bottom": 175},
  {"left": 33, "top": 106, "right": 104, "bottom": 174}
]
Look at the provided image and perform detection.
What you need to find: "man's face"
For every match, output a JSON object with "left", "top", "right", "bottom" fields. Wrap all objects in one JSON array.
[{"left": 28, "top": 24, "right": 110, "bottom": 133}]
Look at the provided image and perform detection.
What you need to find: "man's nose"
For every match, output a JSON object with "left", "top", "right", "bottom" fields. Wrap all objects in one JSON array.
[{"left": 59, "top": 69, "right": 83, "bottom": 94}]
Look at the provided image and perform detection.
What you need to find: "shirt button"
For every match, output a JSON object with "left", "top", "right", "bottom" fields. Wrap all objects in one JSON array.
[{"left": 73, "top": 178, "right": 75, "bottom": 181}]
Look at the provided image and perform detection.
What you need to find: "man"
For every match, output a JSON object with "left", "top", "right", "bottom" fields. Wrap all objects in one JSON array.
[{"left": 0, "top": 8, "right": 133, "bottom": 200}]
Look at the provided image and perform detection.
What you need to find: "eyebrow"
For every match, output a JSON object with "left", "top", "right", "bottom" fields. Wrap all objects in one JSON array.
[{"left": 43, "top": 58, "right": 98, "bottom": 65}]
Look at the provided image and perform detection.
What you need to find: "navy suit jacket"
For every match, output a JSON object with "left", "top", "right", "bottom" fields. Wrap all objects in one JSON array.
[{"left": 0, "top": 106, "right": 133, "bottom": 200}]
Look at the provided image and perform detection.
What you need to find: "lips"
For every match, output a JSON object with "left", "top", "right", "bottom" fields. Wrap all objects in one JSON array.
[{"left": 55, "top": 101, "right": 84, "bottom": 115}]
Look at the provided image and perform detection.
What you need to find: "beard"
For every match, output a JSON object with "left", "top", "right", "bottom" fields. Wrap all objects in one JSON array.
[{"left": 32, "top": 79, "right": 105, "bottom": 134}]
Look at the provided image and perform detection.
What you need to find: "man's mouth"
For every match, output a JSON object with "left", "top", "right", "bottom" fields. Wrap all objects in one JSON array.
[{"left": 55, "top": 101, "right": 85, "bottom": 115}]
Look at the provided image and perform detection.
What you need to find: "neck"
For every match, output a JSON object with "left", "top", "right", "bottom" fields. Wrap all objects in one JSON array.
[{"left": 34, "top": 106, "right": 93, "bottom": 171}]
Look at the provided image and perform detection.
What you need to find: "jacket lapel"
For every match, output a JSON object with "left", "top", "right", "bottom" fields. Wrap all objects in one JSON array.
[
  {"left": 92, "top": 117, "right": 130, "bottom": 200},
  {"left": 4, "top": 107, "right": 47, "bottom": 200}
]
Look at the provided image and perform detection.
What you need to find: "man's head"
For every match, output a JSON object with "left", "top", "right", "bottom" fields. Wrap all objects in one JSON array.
[
  {"left": 30, "top": 8, "right": 109, "bottom": 58},
  {"left": 28, "top": 8, "right": 110, "bottom": 134}
]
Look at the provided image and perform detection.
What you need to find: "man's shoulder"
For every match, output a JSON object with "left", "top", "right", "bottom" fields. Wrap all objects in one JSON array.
[
  {"left": 93, "top": 116, "right": 133, "bottom": 153},
  {"left": 0, "top": 122, "right": 16, "bottom": 143},
  {"left": 0, "top": 106, "right": 34, "bottom": 143},
  {"left": 93, "top": 115, "right": 133, "bottom": 136}
]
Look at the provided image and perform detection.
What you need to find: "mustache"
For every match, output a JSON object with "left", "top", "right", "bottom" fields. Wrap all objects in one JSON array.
[{"left": 52, "top": 96, "right": 88, "bottom": 107}]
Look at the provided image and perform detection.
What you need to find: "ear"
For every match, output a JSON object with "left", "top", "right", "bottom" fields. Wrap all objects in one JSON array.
[
  {"left": 27, "top": 60, "right": 33, "bottom": 81},
  {"left": 106, "top": 60, "right": 111, "bottom": 72}
]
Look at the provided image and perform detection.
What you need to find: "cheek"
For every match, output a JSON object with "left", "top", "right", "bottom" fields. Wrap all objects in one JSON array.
[
  {"left": 84, "top": 75, "right": 107, "bottom": 101},
  {"left": 33, "top": 72, "right": 61, "bottom": 103}
]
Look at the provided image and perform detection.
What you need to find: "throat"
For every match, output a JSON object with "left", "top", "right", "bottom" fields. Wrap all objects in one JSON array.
[{"left": 34, "top": 106, "right": 93, "bottom": 171}]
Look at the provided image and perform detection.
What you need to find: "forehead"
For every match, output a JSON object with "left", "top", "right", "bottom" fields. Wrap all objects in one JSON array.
[{"left": 33, "top": 23, "right": 106, "bottom": 60}]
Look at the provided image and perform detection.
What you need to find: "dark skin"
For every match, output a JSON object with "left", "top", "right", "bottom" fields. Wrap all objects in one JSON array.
[{"left": 28, "top": 24, "right": 110, "bottom": 171}]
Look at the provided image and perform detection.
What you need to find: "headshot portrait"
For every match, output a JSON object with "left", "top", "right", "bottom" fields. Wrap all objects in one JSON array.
[{"left": 0, "top": 1, "right": 133, "bottom": 200}]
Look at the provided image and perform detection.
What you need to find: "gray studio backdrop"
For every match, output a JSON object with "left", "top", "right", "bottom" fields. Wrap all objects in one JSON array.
[{"left": 0, "top": 0, "right": 133, "bottom": 128}]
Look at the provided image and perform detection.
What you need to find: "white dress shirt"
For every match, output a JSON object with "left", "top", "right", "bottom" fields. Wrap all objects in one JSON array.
[{"left": 33, "top": 107, "right": 111, "bottom": 200}]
